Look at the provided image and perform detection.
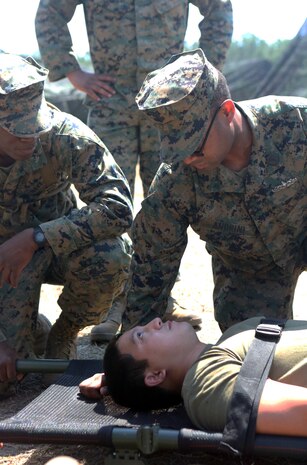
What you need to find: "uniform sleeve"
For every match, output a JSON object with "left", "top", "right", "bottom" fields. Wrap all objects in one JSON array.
[
  {"left": 125, "top": 165, "right": 190, "bottom": 326},
  {"left": 192, "top": 0, "right": 233, "bottom": 70},
  {"left": 35, "top": 0, "right": 82, "bottom": 81},
  {"left": 39, "top": 116, "right": 133, "bottom": 255}
]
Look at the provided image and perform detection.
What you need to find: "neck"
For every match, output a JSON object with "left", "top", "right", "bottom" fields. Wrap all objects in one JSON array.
[
  {"left": 167, "top": 341, "right": 209, "bottom": 394},
  {"left": 223, "top": 110, "right": 253, "bottom": 171}
]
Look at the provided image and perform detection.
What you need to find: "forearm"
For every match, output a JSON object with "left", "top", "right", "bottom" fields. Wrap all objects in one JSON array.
[
  {"left": 35, "top": 0, "right": 81, "bottom": 81},
  {"left": 257, "top": 379, "right": 307, "bottom": 437},
  {"left": 126, "top": 216, "right": 187, "bottom": 325},
  {"left": 39, "top": 131, "right": 133, "bottom": 254},
  {"left": 40, "top": 197, "right": 132, "bottom": 256},
  {"left": 196, "top": 0, "right": 233, "bottom": 70}
]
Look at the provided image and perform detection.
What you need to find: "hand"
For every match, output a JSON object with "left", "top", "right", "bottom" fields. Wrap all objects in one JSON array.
[
  {"left": 0, "top": 342, "right": 23, "bottom": 382},
  {"left": 79, "top": 372, "right": 108, "bottom": 399},
  {"left": 0, "top": 228, "right": 37, "bottom": 288},
  {"left": 67, "top": 69, "right": 116, "bottom": 101}
]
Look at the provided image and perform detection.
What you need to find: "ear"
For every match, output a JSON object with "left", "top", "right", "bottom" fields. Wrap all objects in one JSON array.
[
  {"left": 221, "top": 99, "right": 235, "bottom": 123},
  {"left": 144, "top": 369, "right": 166, "bottom": 387}
]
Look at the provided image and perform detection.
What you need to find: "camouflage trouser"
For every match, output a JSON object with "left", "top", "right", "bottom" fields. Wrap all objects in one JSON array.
[
  {"left": 0, "top": 234, "right": 131, "bottom": 358},
  {"left": 88, "top": 106, "right": 161, "bottom": 198},
  {"left": 211, "top": 253, "right": 305, "bottom": 332}
]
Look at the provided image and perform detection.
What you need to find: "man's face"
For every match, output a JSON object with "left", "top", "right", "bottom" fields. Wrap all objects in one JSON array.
[
  {"left": 0, "top": 127, "right": 38, "bottom": 162},
  {"left": 183, "top": 100, "right": 235, "bottom": 171},
  {"left": 117, "top": 317, "right": 198, "bottom": 371}
]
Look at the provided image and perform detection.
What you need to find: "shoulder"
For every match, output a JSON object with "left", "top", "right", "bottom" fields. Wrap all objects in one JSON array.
[
  {"left": 47, "top": 109, "right": 105, "bottom": 146},
  {"left": 182, "top": 344, "right": 241, "bottom": 431},
  {"left": 239, "top": 95, "right": 307, "bottom": 121}
]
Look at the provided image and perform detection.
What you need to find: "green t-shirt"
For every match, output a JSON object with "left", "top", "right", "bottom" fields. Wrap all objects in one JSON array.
[{"left": 182, "top": 317, "right": 307, "bottom": 431}]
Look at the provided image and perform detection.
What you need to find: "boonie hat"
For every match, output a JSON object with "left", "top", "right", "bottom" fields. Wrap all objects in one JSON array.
[
  {"left": 136, "top": 48, "right": 219, "bottom": 164},
  {"left": 0, "top": 51, "right": 53, "bottom": 137}
]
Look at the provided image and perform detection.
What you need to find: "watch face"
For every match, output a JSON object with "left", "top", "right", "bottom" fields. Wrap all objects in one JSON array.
[
  {"left": 36, "top": 232, "right": 45, "bottom": 242},
  {"left": 34, "top": 228, "right": 46, "bottom": 247}
]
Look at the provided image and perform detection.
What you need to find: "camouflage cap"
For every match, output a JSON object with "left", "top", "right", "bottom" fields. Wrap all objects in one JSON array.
[
  {"left": 136, "top": 48, "right": 219, "bottom": 164},
  {"left": 0, "top": 51, "right": 53, "bottom": 137}
]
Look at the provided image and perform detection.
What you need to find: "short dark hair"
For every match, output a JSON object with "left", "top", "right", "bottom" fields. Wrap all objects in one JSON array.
[
  {"left": 104, "top": 336, "right": 182, "bottom": 410},
  {"left": 212, "top": 70, "right": 231, "bottom": 109}
]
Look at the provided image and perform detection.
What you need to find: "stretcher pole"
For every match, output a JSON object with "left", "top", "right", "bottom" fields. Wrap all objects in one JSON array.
[{"left": 16, "top": 359, "right": 70, "bottom": 373}]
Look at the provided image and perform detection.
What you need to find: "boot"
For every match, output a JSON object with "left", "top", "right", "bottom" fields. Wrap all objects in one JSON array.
[
  {"left": 45, "top": 316, "right": 79, "bottom": 360},
  {"left": 90, "top": 319, "right": 121, "bottom": 343},
  {"left": 34, "top": 314, "right": 52, "bottom": 357},
  {"left": 164, "top": 295, "right": 202, "bottom": 327},
  {"left": 43, "top": 317, "right": 79, "bottom": 387},
  {"left": 90, "top": 292, "right": 125, "bottom": 343}
]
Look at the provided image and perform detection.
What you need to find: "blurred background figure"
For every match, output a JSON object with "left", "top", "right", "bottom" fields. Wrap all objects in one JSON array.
[{"left": 35, "top": 0, "right": 233, "bottom": 199}]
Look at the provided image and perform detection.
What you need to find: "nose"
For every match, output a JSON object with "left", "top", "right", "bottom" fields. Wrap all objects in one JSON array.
[{"left": 147, "top": 317, "right": 162, "bottom": 330}]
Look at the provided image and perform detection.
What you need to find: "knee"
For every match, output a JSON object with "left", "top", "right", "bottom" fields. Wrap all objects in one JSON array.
[{"left": 101, "top": 236, "right": 132, "bottom": 274}]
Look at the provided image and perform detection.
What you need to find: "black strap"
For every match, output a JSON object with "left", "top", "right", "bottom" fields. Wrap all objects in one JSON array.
[{"left": 220, "top": 318, "right": 287, "bottom": 457}]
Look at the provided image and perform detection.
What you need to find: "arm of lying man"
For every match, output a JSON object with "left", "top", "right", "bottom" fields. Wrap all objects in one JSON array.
[{"left": 257, "top": 379, "right": 307, "bottom": 437}]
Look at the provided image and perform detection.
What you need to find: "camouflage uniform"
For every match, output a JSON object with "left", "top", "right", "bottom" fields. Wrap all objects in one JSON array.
[
  {"left": 0, "top": 53, "right": 133, "bottom": 361},
  {"left": 123, "top": 49, "right": 307, "bottom": 332},
  {"left": 35, "top": 0, "right": 233, "bottom": 197}
]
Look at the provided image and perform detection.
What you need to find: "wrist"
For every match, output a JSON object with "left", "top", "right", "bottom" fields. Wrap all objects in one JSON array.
[{"left": 33, "top": 226, "right": 47, "bottom": 249}]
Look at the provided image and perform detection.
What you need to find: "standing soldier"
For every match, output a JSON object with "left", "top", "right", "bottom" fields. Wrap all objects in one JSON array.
[
  {"left": 35, "top": 0, "right": 233, "bottom": 339},
  {"left": 0, "top": 51, "right": 132, "bottom": 398}
]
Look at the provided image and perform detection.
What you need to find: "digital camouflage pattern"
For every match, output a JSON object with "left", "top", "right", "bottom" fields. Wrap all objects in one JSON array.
[
  {"left": 123, "top": 95, "right": 307, "bottom": 332},
  {"left": 136, "top": 48, "right": 219, "bottom": 164},
  {"left": 0, "top": 61, "right": 133, "bottom": 356},
  {"left": 35, "top": 0, "right": 233, "bottom": 195},
  {"left": 0, "top": 53, "right": 53, "bottom": 137}
]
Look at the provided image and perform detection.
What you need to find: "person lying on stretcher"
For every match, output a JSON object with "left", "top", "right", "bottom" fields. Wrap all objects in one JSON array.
[{"left": 79, "top": 317, "right": 307, "bottom": 437}]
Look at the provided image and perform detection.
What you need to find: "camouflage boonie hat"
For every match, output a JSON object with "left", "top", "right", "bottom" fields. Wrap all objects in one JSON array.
[
  {"left": 0, "top": 51, "right": 53, "bottom": 137},
  {"left": 136, "top": 48, "right": 219, "bottom": 164}
]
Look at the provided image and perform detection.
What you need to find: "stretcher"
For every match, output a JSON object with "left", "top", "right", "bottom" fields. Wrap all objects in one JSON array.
[{"left": 0, "top": 359, "right": 306, "bottom": 463}]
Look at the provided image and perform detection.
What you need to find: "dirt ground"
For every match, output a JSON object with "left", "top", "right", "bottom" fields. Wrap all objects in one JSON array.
[{"left": 1, "top": 172, "right": 307, "bottom": 465}]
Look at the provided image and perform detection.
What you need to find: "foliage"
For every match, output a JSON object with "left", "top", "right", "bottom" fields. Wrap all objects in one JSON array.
[
  {"left": 185, "top": 34, "right": 291, "bottom": 65},
  {"left": 226, "top": 34, "right": 291, "bottom": 64}
]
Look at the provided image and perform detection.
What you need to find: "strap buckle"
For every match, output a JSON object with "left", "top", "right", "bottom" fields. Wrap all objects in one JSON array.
[{"left": 255, "top": 321, "right": 283, "bottom": 342}]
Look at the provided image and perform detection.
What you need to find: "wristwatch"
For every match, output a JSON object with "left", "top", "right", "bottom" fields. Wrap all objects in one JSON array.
[{"left": 33, "top": 226, "right": 47, "bottom": 248}]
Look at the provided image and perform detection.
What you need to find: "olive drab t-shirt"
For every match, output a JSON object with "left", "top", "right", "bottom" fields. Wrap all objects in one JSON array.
[{"left": 182, "top": 317, "right": 307, "bottom": 431}]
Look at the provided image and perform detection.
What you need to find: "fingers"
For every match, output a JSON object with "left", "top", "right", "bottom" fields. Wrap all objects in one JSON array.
[
  {"left": 0, "top": 266, "right": 11, "bottom": 288},
  {"left": 100, "top": 385, "right": 109, "bottom": 396},
  {"left": 0, "top": 343, "right": 18, "bottom": 377},
  {"left": 84, "top": 75, "right": 116, "bottom": 100},
  {"left": 68, "top": 70, "right": 117, "bottom": 101},
  {"left": 0, "top": 361, "right": 15, "bottom": 382},
  {"left": 0, "top": 353, "right": 17, "bottom": 383},
  {"left": 96, "top": 74, "right": 116, "bottom": 83},
  {"left": 87, "top": 79, "right": 116, "bottom": 100},
  {"left": 79, "top": 373, "right": 104, "bottom": 387},
  {"left": 9, "top": 269, "right": 19, "bottom": 288},
  {"left": 0, "top": 267, "right": 19, "bottom": 288},
  {"left": 79, "top": 373, "right": 106, "bottom": 399}
]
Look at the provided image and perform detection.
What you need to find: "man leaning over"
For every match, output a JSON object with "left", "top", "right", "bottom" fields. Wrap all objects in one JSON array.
[{"left": 122, "top": 48, "right": 307, "bottom": 332}]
